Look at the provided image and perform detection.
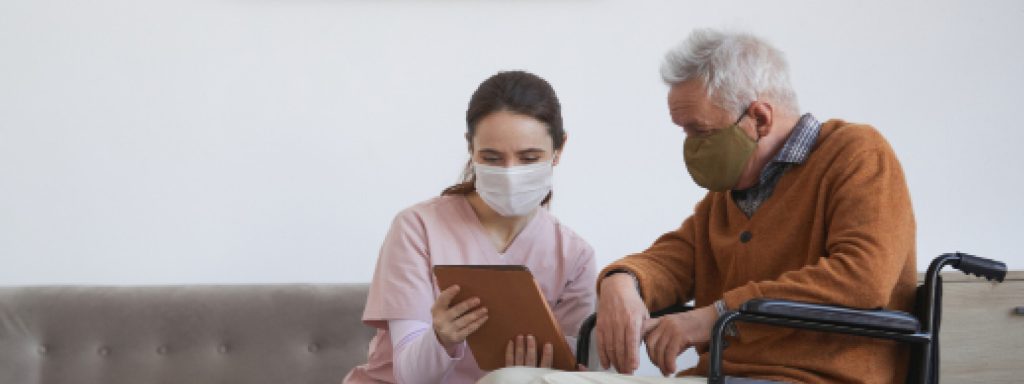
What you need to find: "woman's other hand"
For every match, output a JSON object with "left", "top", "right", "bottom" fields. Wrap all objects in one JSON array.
[{"left": 504, "top": 334, "right": 553, "bottom": 368}]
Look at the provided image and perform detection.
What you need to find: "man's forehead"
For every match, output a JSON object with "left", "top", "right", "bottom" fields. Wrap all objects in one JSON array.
[
  {"left": 669, "top": 81, "right": 710, "bottom": 108},
  {"left": 668, "top": 83, "right": 711, "bottom": 122}
]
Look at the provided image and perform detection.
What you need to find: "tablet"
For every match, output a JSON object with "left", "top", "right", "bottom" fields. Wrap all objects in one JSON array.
[{"left": 432, "top": 265, "right": 576, "bottom": 371}]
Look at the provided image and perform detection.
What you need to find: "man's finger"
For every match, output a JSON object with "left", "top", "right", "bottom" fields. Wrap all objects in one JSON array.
[
  {"left": 596, "top": 328, "right": 610, "bottom": 369},
  {"left": 645, "top": 340, "right": 658, "bottom": 375},
  {"left": 613, "top": 327, "right": 627, "bottom": 373},
  {"left": 658, "top": 342, "right": 672, "bottom": 377},
  {"left": 662, "top": 337, "right": 683, "bottom": 377},
  {"left": 642, "top": 317, "right": 661, "bottom": 336},
  {"left": 626, "top": 319, "right": 641, "bottom": 372},
  {"left": 645, "top": 327, "right": 663, "bottom": 375}
]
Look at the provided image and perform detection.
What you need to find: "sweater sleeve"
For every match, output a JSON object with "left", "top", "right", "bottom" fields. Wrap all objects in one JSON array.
[
  {"left": 721, "top": 144, "right": 915, "bottom": 310},
  {"left": 597, "top": 209, "right": 702, "bottom": 312}
]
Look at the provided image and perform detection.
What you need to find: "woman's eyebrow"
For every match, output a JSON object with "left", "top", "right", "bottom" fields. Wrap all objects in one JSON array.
[
  {"left": 476, "top": 148, "right": 546, "bottom": 155},
  {"left": 516, "top": 148, "right": 546, "bottom": 155}
]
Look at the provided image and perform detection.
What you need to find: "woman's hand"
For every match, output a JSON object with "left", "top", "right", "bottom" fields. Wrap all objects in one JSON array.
[
  {"left": 504, "top": 334, "right": 553, "bottom": 368},
  {"left": 431, "top": 285, "right": 489, "bottom": 351}
]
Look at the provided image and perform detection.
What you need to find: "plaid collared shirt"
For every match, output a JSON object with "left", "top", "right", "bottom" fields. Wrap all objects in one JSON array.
[{"left": 732, "top": 113, "right": 821, "bottom": 217}]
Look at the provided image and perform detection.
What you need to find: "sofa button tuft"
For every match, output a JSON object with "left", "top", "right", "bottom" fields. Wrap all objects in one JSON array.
[
  {"left": 157, "top": 346, "right": 168, "bottom": 355},
  {"left": 98, "top": 347, "right": 110, "bottom": 356},
  {"left": 308, "top": 343, "right": 319, "bottom": 353},
  {"left": 218, "top": 344, "right": 229, "bottom": 354}
]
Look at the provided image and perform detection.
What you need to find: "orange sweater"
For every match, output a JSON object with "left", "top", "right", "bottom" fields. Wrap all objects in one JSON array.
[{"left": 601, "top": 120, "right": 917, "bottom": 384}]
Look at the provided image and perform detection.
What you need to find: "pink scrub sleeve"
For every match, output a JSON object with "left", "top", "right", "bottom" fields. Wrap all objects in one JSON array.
[
  {"left": 389, "top": 319, "right": 466, "bottom": 383},
  {"left": 362, "top": 209, "right": 434, "bottom": 326}
]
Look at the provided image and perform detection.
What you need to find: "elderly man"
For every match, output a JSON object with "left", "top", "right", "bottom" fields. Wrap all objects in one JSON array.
[{"left": 478, "top": 28, "right": 916, "bottom": 384}]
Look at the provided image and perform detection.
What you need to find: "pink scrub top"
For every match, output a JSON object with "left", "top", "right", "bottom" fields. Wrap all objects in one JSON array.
[{"left": 344, "top": 195, "right": 597, "bottom": 383}]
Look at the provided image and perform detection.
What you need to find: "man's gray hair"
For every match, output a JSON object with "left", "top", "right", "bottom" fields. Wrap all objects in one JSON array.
[{"left": 661, "top": 29, "right": 799, "bottom": 116}]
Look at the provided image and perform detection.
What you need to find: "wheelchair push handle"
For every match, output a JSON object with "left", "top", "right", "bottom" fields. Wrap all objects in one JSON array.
[{"left": 952, "top": 253, "right": 1007, "bottom": 282}]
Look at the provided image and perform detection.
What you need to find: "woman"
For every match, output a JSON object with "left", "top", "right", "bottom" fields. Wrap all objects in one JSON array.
[{"left": 344, "top": 71, "right": 597, "bottom": 383}]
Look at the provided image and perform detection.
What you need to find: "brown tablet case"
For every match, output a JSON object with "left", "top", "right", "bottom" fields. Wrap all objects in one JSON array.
[{"left": 432, "top": 265, "right": 576, "bottom": 371}]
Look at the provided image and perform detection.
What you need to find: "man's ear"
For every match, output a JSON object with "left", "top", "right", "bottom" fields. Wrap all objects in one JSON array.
[
  {"left": 749, "top": 101, "right": 774, "bottom": 137},
  {"left": 552, "top": 134, "right": 567, "bottom": 166}
]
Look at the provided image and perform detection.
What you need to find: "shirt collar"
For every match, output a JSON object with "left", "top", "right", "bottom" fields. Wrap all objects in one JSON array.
[{"left": 772, "top": 113, "right": 821, "bottom": 165}]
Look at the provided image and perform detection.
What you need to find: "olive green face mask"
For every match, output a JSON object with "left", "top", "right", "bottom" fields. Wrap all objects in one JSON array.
[{"left": 683, "top": 113, "right": 756, "bottom": 192}]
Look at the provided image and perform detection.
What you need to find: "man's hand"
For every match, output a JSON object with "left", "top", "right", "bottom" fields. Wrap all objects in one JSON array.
[
  {"left": 595, "top": 273, "right": 650, "bottom": 374},
  {"left": 643, "top": 305, "right": 717, "bottom": 377}
]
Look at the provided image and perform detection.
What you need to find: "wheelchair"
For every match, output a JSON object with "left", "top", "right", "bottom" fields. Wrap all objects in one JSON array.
[{"left": 575, "top": 252, "right": 1007, "bottom": 384}]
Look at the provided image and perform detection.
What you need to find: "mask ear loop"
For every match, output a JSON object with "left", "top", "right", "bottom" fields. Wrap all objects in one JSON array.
[{"left": 736, "top": 103, "right": 763, "bottom": 142}]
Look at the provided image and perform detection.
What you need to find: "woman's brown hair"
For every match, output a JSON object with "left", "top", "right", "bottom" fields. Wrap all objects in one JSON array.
[{"left": 441, "top": 71, "right": 565, "bottom": 205}]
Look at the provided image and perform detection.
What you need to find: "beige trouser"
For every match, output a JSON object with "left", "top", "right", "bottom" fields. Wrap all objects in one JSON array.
[{"left": 477, "top": 367, "right": 707, "bottom": 384}]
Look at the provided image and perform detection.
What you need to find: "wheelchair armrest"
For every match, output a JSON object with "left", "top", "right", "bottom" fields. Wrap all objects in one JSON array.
[
  {"left": 951, "top": 252, "right": 1006, "bottom": 282},
  {"left": 740, "top": 298, "right": 921, "bottom": 334},
  {"left": 575, "top": 304, "right": 695, "bottom": 368}
]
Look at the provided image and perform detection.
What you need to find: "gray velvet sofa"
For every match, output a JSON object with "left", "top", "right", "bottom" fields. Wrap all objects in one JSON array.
[{"left": 0, "top": 284, "right": 376, "bottom": 384}]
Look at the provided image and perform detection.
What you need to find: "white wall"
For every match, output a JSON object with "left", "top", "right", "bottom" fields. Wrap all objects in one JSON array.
[{"left": 3, "top": 0, "right": 1022, "bottom": 377}]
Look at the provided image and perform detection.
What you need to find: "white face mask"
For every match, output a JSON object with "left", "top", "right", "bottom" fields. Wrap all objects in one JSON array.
[{"left": 473, "top": 161, "right": 553, "bottom": 217}]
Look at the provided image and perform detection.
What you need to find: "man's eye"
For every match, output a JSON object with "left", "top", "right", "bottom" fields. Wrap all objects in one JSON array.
[
  {"left": 482, "top": 157, "right": 501, "bottom": 162},
  {"left": 521, "top": 157, "right": 540, "bottom": 163}
]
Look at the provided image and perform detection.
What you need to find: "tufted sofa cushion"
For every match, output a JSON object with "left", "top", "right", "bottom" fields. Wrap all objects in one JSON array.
[{"left": 0, "top": 284, "right": 375, "bottom": 384}]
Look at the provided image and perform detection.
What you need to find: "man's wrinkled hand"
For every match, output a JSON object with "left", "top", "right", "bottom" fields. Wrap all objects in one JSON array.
[
  {"left": 643, "top": 305, "right": 717, "bottom": 377},
  {"left": 594, "top": 273, "right": 649, "bottom": 374}
]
